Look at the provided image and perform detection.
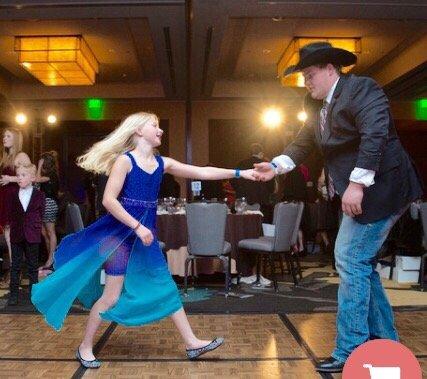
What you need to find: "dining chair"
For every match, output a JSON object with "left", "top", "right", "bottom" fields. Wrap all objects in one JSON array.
[
  {"left": 238, "top": 202, "right": 302, "bottom": 291},
  {"left": 185, "top": 202, "right": 231, "bottom": 296},
  {"left": 65, "top": 202, "right": 84, "bottom": 234}
]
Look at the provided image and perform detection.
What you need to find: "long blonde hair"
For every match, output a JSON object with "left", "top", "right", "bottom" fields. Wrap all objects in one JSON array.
[
  {"left": 77, "top": 112, "right": 158, "bottom": 175},
  {"left": 0, "top": 128, "right": 23, "bottom": 170}
]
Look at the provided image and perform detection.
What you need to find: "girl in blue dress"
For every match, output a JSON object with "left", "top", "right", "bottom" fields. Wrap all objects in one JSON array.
[{"left": 31, "top": 112, "right": 256, "bottom": 368}]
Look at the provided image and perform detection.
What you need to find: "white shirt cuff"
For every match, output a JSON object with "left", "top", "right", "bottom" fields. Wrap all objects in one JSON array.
[
  {"left": 350, "top": 167, "right": 375, "bottom": 187},
  {"left": 271, "top": 155, "right": 296, "bottom": 175}
]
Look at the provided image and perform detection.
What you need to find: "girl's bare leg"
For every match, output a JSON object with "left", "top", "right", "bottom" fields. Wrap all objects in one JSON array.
[
  {"left": 298, "top": 230, "right": 304, "bottom": 252},
  {"left": 320, "top": 231, "right": 330, "bottom": 247},
  {"left": 44, "top": 222, "right": 57, "bottom": 267},
  {"left": 170, "top": 308, "right": 213, "bottom": 349},
  {"left": 79, "top": 275, "right": 124, "bottom": 361},
  {"left": 40, "top": 225, "right": 50, "bottom": 268}
]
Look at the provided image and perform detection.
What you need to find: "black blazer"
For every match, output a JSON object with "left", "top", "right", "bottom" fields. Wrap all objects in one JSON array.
[{"left": 284, "top": 74, "right": 423, "bottom": 223}]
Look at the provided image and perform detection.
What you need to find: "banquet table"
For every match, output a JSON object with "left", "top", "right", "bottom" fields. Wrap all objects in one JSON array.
[{"left": 156, "top": 213, "right": 262, "bottom": 276}]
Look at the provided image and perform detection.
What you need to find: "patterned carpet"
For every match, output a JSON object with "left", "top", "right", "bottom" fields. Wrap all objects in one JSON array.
[{"left": 1, "top": 259, "right": 426, "bottom": 315}]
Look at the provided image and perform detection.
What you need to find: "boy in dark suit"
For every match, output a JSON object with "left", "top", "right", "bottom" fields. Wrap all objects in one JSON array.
[{"left": 8, "top": 164, "right": 45, "bottom": 306}]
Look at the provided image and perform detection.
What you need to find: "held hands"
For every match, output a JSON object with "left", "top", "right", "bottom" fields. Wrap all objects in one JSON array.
[
  {"left": 240, "top": 169, "right": 259, "bottom": 181},
  {"left": 135, "top": 224, "right": 154, "bottom": 246},
  {"left": 341, "top": 182, "right": 364, "bottom": 217},
  {"left": 252, "top": 162, "right": 275, "bottom": 182}
]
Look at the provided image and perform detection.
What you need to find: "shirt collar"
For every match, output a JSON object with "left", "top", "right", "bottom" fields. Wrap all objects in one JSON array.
[
  {"left": 19, "top": 185, "right": 33, "bottom": 193},
  {"left": 325, "top": 77, "right": 340, "bottom": 104}
]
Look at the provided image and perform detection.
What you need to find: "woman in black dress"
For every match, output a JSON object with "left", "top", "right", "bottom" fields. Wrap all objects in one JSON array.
[{"left": 36, "top": 151, "right": 60, "bottom": 269}]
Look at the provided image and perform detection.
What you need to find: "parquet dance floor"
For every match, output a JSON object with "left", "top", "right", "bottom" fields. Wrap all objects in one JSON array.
[{"left": 0, "top": 311, "right": 426, "bottom": 378}]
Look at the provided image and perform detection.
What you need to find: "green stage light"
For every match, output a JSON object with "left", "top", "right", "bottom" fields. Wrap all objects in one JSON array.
[
  {"left": 85, "top": 98, "right": 105, "bottom": 120},
  {"left": 415, "top": 98, "right": 427, "bottom": 121}
]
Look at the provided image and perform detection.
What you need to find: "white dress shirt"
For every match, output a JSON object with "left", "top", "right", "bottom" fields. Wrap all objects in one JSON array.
[
  {"left": 271, "top": 77, "right": 376, "bottom": 187},
  {"left": 19, "top": 186, "right": 33, "bottom": 212}
]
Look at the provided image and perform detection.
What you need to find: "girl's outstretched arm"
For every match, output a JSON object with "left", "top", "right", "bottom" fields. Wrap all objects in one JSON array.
[{"left": 163, "top": 157, "right": 257, "bottom": 181}]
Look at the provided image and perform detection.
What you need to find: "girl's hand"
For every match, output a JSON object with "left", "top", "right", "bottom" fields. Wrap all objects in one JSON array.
[
  {"left": 38, "top": 158, "right": 44, "bottom": 169},
  {"left": 0, "top": 175, "right": 11, "bottom": 185},
  {"left": 240, "top": 169, "right": 258, "bottom": 181},
  {"left": 135, "top": 224, "right": 154, "bottom": 246}
]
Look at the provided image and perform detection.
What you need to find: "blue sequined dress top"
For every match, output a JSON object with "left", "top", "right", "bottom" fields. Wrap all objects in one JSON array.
[{"left": 32, "top": 153, "right": 182, "bottom": 330}]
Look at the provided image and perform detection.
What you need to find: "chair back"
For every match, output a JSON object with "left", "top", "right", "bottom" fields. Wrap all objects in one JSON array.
[
  {"left": 185, "top": 202, "right": 227, "bottom": 256},
  {"left": 273, "top": 202, "right": 300, "bottom": 252},
  {"left": 290, "top": 202, "right": 305, "bottom": 246},
  {"left": 420, "top": 202, "right": 427, "bottom": 250},
  {"left": 272, "top": 202, "right": 280, "bottom": 225},
  {"left": 65, "top": 203, "right": 84, "bottom": 234}
]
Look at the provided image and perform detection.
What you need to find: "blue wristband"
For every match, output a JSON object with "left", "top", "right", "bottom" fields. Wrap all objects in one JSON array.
[
  {"left": 270, "top": 162, "right": 278, "bottom": 170},
  {"left": 235, "top": 169, "right": 240, "bottom": 178}
]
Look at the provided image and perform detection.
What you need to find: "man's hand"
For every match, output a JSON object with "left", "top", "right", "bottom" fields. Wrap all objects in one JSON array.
[
  {"left": 341, "top": 182, "right": 364, "bottom": 217},
  {"left": 253, "top": 162, "right": 275, "bottom": 182}
]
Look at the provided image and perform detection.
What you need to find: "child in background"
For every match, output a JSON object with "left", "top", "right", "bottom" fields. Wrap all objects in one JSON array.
[{"left": 8, "top": 164, "right": 45, "bottom": 305}]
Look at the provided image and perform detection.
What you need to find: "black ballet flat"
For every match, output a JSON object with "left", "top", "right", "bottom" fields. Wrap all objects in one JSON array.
[
  {"left": 76, "top": 348, "right": 101, "bottom": 369},
  {"left": 186, "top": 337, "right": 224, "bottom": 360}
]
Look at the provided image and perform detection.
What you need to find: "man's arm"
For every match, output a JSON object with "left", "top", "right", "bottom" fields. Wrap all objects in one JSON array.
[
  {"left": 342, "top": 77, "right": 390, "bottom": 217},
  {"left": 281, "top": 120, "right": 317, "bottom": 169},
  {"left": 254, "top": 123, "right": 316, "bottom": 181},
  {"left": 351, "top": 77, "right": 390, "bottom": 172}
]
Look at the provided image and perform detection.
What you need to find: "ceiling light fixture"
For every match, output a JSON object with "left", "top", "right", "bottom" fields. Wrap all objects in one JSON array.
[{"left": 15, "top": 35, "right": 99, "bottom": 86}]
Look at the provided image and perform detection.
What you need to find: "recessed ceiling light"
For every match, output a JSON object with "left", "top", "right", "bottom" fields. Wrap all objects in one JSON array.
[
  {"left": 272, "top": 17, "right": 284, "bottom": 22},
  {"left": 262, "top": 49, "right": 271, "bottom": 54}
]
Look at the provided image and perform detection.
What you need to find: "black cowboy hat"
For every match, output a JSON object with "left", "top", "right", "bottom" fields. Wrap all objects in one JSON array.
[{"left": 283, "top": 41, "right": 357, "bottom": 76}]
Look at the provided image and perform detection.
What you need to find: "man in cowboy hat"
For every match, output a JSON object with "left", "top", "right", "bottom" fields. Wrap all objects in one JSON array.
[{"left": 254, "top": 42, "right": 423, "bottom": 372}]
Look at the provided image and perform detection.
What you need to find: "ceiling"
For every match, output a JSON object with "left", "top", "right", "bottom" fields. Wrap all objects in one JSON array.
[{"left": 0, "top": 0, "right": 426, "bottom": 102}]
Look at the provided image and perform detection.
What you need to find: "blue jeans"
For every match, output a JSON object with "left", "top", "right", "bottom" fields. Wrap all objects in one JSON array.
[{"left": 332, "top": 208, "right": 406, "bottom": 362}]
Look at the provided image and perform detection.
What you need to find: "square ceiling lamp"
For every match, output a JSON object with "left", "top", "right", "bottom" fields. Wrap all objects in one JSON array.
[
  {"left": 277, "top": 37, "right": 361, "bottom": 87},
  {"left": 14, "top": 35, "right": 99, "bottom": 86}
]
